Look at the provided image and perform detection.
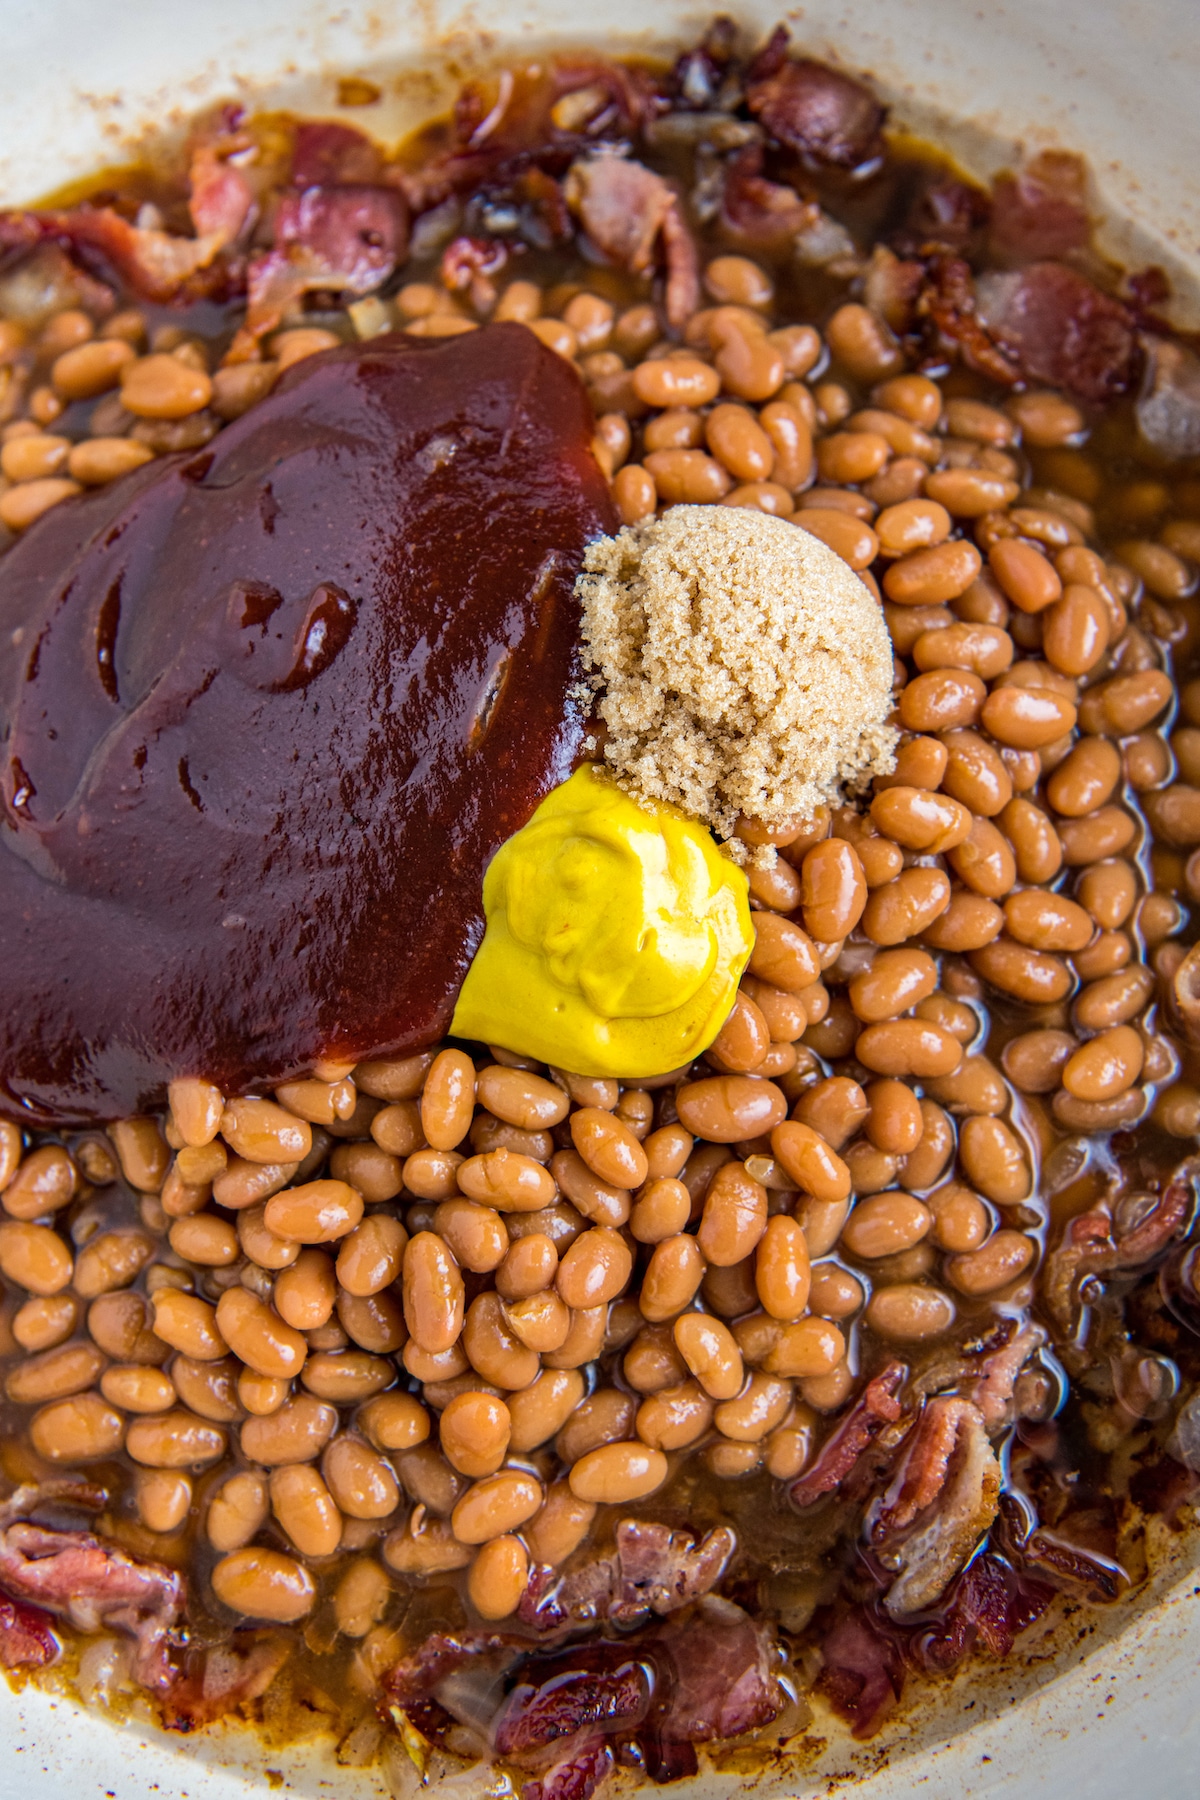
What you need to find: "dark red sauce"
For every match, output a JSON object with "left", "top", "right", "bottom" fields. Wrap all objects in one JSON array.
[{"left": 0, "top": 323, "right": 616, "bottom": 1123}]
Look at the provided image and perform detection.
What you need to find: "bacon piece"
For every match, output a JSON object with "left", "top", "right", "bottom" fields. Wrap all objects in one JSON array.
[
  {"left": 1045, "top": 1177, "right": 1194, "bottom": 1330},
  {"left": 523, "top": 1736, "right": 612, "bottom": 1800},
  {"left": 920, "top": 254, "right": 1022, "bottom": 386},
  {"left": 161, "top": 1634, "right": 290, "bottom": 1732},
  {"left": 745, "top": 30, "right": 885, "bottom": 171},
  {"left": 381, "top": 1629, "right": 522, "bottom": 1708},
  {"left": 0, "top": 1594, "right": 57, "bottom": 1669},
  {"left": 0, "top": 1484, "right": 184, "bottom": 1691},
  {"left": 652, "top": 1596, "right": 780, "bottom": 1744},
  {"left": 186, "top": 106, "right": 256, "bottom": 243},
  {"left": 519, "top": 1520, "right": 736, "bottom": 1632},
  {"left": 0, "top": 208, "right": 227, "bottom": 306},
  {"left": 999, "top": 1496, "right": 1127, "bottom": 1601},
  {"left": 913, "top": 1553, "right": 1054, "bottom": 1671},
  {"left": 565, "top": 151, "right": 698, "bottom": 331},
  {"left": 231, "top": 183, "right": 409, "bottom": 356},
  {"left": 789, "top": 1361, "right": 906, "bottom": 1508},
  {"left": 440, "top": 236, "right": 509, "bottom": 314},
  {"left": 660, "top": 199, "right": 701, "bottom": 333},
  {"left": 719, "top": 146, "right": 817, "bottom": 249},
  {"left": 989, "top": 151, "right": 1090, "bottom": 265},
  {"left": 873, "top": 1399, "right": 1001, "bottom": 1619},
  {"left": 816, "top": 1609, "right": 902, "bottom": 1739},
  {"left": 967, "top": 1321, "right": 1047, "bottom": 1431},
  {"left": 975, "top": 261, "right": 1139, "bottom": 403},
  {"left": 291, "top": 121, "right": 383, "bottom": 188},
  {"left": 492, "top": 1646, "right": 651, "bottom": 1755}
]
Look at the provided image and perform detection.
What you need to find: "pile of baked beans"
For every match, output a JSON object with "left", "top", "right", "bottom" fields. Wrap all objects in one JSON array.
[{"left": 2, "top": 137, "right": 1200, "bottom": 1740}]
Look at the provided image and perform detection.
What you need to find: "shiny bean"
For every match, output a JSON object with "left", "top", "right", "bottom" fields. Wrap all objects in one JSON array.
[
  {"left": 630, "top": 1178, "right": 691, "bottom": 1244},
  {"left": 849, "top": 947, "right": 938, "bottom": 1022},
  {"left": 263, "top": 1180, "right": 363, "bottom": 1245},
  {"left": 303, "top": 1350, "right": 393, "bottom": 1402},
  {"left": 402, "top": 1231, "right": 465, "bottom": 1353},
  {"left": 3, "top": 1144, "right": 79, "bottom": 1220},
  {"left": 902, "top": 1102, "right": 956, "bottom": 1190},
  {"left": 899, "top": 669, "right": 986, "bottom": 732},
  {"left": 507, "top": 1368, "right": 586, "bottom": 1452},
  {"left": 840, "top": 1193, "right": 931, "bottom": 1259},
  {"left": 358, "top": 1391, "right": 430, "bottom": 1454},
  {"left": 337, "top": 1286, "right": 406, "bottom": 1354},
  {"left": 958, "top": 1116, "right": 1030, "bottom": 1203},
  {"left": 946, "top": 1230, "right": 1035, "bottom": 1295},
  {"left": 127, "top": 1409, "right": 227, "bottom": 1469},
  {"left": 865, "top": 1284, "right": 955, "bottom": 1340},
  {"left": 1057, "top": 807, "right": 1136, "bottom": 865},
  {"left": 1000, "top": 798, "right": 1063, "bottom": 884},
  {"left": 221, "top": 1098, "right": 311, "bottom": 1165},
  {"left": 420, "top": 1049, "right": 477, "bottom": 1150},
  {"left": 1074, "top": 966, "right": 1154, "bottom": 1031},
  {"left": 462, "top": 1291, "right": 541, "bottom": 1389},
  {"left": 884, "top": 540, "right": 982, "bottom": 605},
  {"left": 212, "top": 1546, "right": 315, "bottom": 1621},
  {"left": 321, "top": 1434, "right": 400, "bottom": 1519},
  {"left": 797, "top": 507, "right": 879, "bottom": 570},
  {"left": 1062, "top": 1027, "right": 1144, "bottom": 1100},
  {"left": 755, "top": 1215, "right": 811, "bottom": 1320},
  {"left": 672, "top": 1312, "right": 744, "bottom": 1399},
  {"left": 639, "top": 1233, "right": 705, "bottom": 1322},
  {"left": 12, "top": 1293, "right": 79, "bottom": 1352},
  {"left": 970, "top": 938, "right": 1071, "bottom": 1004},
  {"left": 0, "top": 1221, "right": 73, "bottom": 1295},
  {"left": 99, "top": 1362, "right": 177, "bottom": 1414},
  {"left": 216, "top": 1287, "right": 307, "bottom": 1378},
  {"left": 1004, "top": 890, "right": 1094, "bottom": 952},
  {"left": 861, "top": 868, "right": 951, "bottom": 944},
  {"left": 568, "top": 1441, "right": 668, "bottom": 1503},
  {"left": 675, "top": 1076, "right": 787, "bottom": 1143},
  {"left": 712, "top": 1371, "right": 793, "bottom": 1442},
  {"left": 167, "top": 1212, "right": 240, "bottom": 1268},
  {"left": 494, "top": 1233, "right": 559, "bottom": 1299},
  {"left": 855, "top": 1020, "right": 963, "bottom": 1078},
  {"left": 866, "top": 1080, "right": 925, "bottom": 1154},
  {"left": 556, "top": 1226, "right": 633, "bottom": 1308},
  {"left": 800, "top": 840, "right": 867, "bottom": 942},
  {"left": 238, "top": 1201, "right": 301, "bottom": 1270},
  {"left": 151, "top": 1289, "right": 227, "bottom": 1361},
  {"left": 370, "top": 1101, "right": 426, "bottom": 1158},
  {"left": 696, "top": 1161, "right": 768, "bottom": 1266},
  {"left": 451, "top": 1469, "right": 543, "bottom": 1543},
  {"left": 1001, "top": 1029, "right": 1077, "bottom": 1093},
  {"left": 336, "top": 1215, "right": 408, "bottom": 1296},
  {"left": 30, "top": 1393, "right": 125, "bottom": 1462},
  {"left": 982, "top": 685, "right": 1077, "bottom": 748},
  {"left": 870, "top": 787, "right": 972, "bottom": 854},
  {"left": 913, "top": 621, "right": 1012, "bottom": 680},
  {"left": 73, "top": 1229, "right": 154, "bottom": 1299},
  {"left": 941, "top": 730, "right": 1013, "bottom": 817},
  {"left": 1043, "top": 584, "right": 1110, "bottom": 675},
  {"left": 7, "top": 1339, "right": 105, "bottom": 1405}
]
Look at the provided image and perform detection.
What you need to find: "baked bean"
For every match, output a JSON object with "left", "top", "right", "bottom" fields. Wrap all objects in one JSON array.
[
  {"left": 1004, "top": 890, "right": 1094, "bottom": 953},
  {"left": 759, "top": 399, "right": 813, "bottom": 489},
  {"left": 635, "top": 1378, "right": 714, "bottom": 1451},
  {"left": 451, "top": 1469, "right": 542, "bottom": 1544},
  {"left": 624, "top": 1323, "right": 686, "bottom": 1395},
  {"left": 755, "top": 1215, "right": 811, "bottom": 1320},
  {"left": 556, "top": 1389, "right": 636, "bottom": 1466},
  {"left": 261, "top": 1179, "right": 362, "bottom": 1246},
  {"left": 740, "top": 975, "right": 809, "bottom": 1041},
  {"left": 870, "top": 787, "right": 973, "bottom": 855},
  {"left": 860, "top": 868, "right": 952, "bottom": 945},
  {"left": 923, "top": 1180, "right": 992, "bottom": 1255},
  {"left": 505, "top": 1368, "right": 585, "bottom": 1454},
  {"left": 351, "top": 1053, "right": 432, "bottom": 1102},
  {"left": 0, "top": 430, "right": 72, "bottom": 482},
  {"left": 899, "top": 669, "right": 986, "bottom": 732},
  {"left": 332, "top": 1216, "right": 406, "bottom": 1298},
  {"left": 970, "top": 937, "right": 1071, "bottom": 1004},
  {"left": 3, "top": 1143, "right": 79, "bottom": 1223},
  {"left": 426, "top": 1202, "right": 505, "bottom": 1281},
  {"left": 149, "top": 1289, "right": 225, "bottom": 1361},
  {"left": 632, "top": 356, "right": 721, "bottom": 410},
  {"left": 644, "top": 407, "right": 704, "bottom": 453},
  {"left": 471, "top": 1066, "right": 564, "bottom": 1132},
  {"left": 705, "top": 402, "right": 774, "bottom": 481},
  {"left": 946, "top": 1230, "right": 1035, "bottom": 1295},
  {"left": 988, "top": 538, "right": 1061, "bottom": 613},
  {"left": 336, "top": 1286, "right": 405, "bottom": 1354},
  {"left": 12, "top": 1293, "right": 78, "bottom": 1353},
  {"left": 796, "top": 507, "right": 879, "bottom": 570},
  {"left": 708, "top": 992, "right": 770, "bottom": 1075},
  {"left": 788, "top": 1080, "right": 863, "bottom": 1154},
  {"left": 127, "top": 1409, "right": 227, "bottom": 1470},
  {"left": 816, "top": 429, "right": 891, "bottom": 486},
  {"left": 402, "top": 1231, "right": 465, "bottom": 1353},
  {"left": 877, "top": 737, "right": 950, "bottom": 794},
  {"left": 213, "top": 1545, "right": 316, "bottom": 1621},
  {"left": 168, "top": 1212, "right": 240, "bottom": 1268},
  {"left": 490, "top": 1234, "right": 556, "bottom": 1303},
  {"left": 1114, "top": 537, "right": 1194, "bottom": 600},
  {"left": 160, "top": 1355, "right": 234, "bottom": 1427},
  {"left": 566, "top": 1109, "right": 646, "bottom": 1191},
  {"left": 358, "top": 1392, "right": 430, "bottom": 1456},
  {"left": 923, "top": 1057, "right": 1004, "bottom": 1119},
  {"left": 901, "top": 1101, "right": 955, "bottom": 1191},
  {"left": 725, "top": 480, "right": 796, "bottom": 517},
  {"left": 675, "top": 1076, "right": 787, "bottom": 1143},
  {"left": 556, "top": 1226, "right": 632, "bottom": 1308},
  {"left": 73, "top": 1229, "right": 154, "bottom": 1298},
  {"left": 849, "top": 948, "right": 939, "bottom": 1022},
  {"left": 462, "top": 1291, "right": 540, "bottom": 1388},
  {"left": 0, "top": 472, "right": 77, "bottom": 532},
  {"left": 326, "top": 1145, "right": 402, "bottom": 1204},
  {"left": 238, "top": 1369, "right": 289, "bottom": 1416},
  {"left": 437, "top": 1391, "right": 512, "bottom": 1479},
  {"left": 1057, "top": 807, "right": 1136, "bottom": 865},
  {"left": 320, "top": 1434, "right": 400, "bottom": 1520},
  {"left": 670, "top": 1312, "right": 742, "bottom": 1399},
  {"left": 216, "top": 1288, "right": 307, "bottom": 1378},
  {"left": 840, "top": 1193, "right": 931, "bottom": 1259},
  {"left": 868, "top": 373, "right": 940, "bottom": 429},
  {"left": 334, "top": 1557, "right": 392, "bottom": 1638},
  {"left": 1061, "top": 1026, "right": 1144, "bottom": 1101},
  {"left": 303, "top": 1350, "right": 393, "bottom": 1402},
  {"left": 942, "top": 818, "right": 1016, "bottom": 901},
  {"left": 629, "top": 1177, "right": 691, "bottom": 1245},
  {"left": 98, "top": 1361, "right": 176, "bottom": 1414},
  {"left": 703, "top": 256, "right": 773, "bottom": 308},
  {"left": 694, "top": 1161, "right": 766, "bottom": 1266},
  {"left": 938, "top": 734, "right": 1011, "bottom": 820},
  {"left": 643, "top": 447, "right": 732, "bottom": 503},
  {"left": 1045, "top": 739, "right": 1121, "bottom": 819},
  {"left": 747, "top": 915, "right": 820, "bottom": 995},
  {"left": 505, "top": 1203, "right": 585, "bottom": 1256},
  {"left": 612, "top": 463, "right": 657, "bottom": 523},
  {"left": 384, "top": 1509, "right": 472, "bottom": 1574},
  {"left": 1079, "top": 670, "right": 1172, "bottom": 735},
  {"left": 7, "top": 1338, "right": 104, "bottom": 1405},
  {"left": 419, "top": 1049, "right": 477, "bottom": 1150},
  {"left": 87, "top": 1291, "right": 162, "bottom": 1363},
  {"left": 1001, "top": 1029, "right": 1076, "bottom": 1094},
  {"left": 220, "top": 1098, "right": 311, "bottom": 1166},
  {"left": 958, "top": 1116, "right": 1030, "bottom": 1203},
  {"left": 999, "top": 798, "right": 1063, "bottom": 884},
  {"left": 920, "top": 891, "right": 1005, "bottom": 958},
  {"left": 639, "top": 1233, "right": 705, "bottom": 1322},
  {"left": 710, "top": 1370, "right": 792, "bottom": 1442},
  {"left": 568, "top": 1439, "right": 668, "bottom": 1504},
  {"left": 796, "top": 840, "right": 865, "bottom": 944},
  {"left": 914, "top": 624, "right": 1013, "bottom": 684},
  {"left": 1074, "top": 966, "right": 1154, "bottom": 1032},
  {"left": 884, "top": 541, "right": 983, "bottom": 606},
  {"left": 503, "top": 1290, "right": 570, "bottom": 1353},
  {"left": 132, "top": 1466, "right": 191, "bottom": 1533},
  {"left": 1053, "top": 1089, "right": 1146, "bottom": 1132},
  {"left": 875, "top": 499, "right": 951, "bottom": 559},
  {"left": 1042, "top": 585, "right": 1110, "bottom": 676},
  {"left": 30, "top": 1392, "right": 125, "bottom": 1462},
  {"left": 921, "top": 468, "right": 1017, "bottom": 518},
  {"left": 454, "top": 1148, "right": 553, "bottom": 1214},
  {"left": 822, "top": 303, "right": 901, "bottom": 381},
  {"left": 369, "top": 1101, "right": 425, "bottom": 1159},
  {"left": 548, "top": 1149, "right": 630, "bottom": 1228},
  {"left": 855, "top": 1020, "right": 963, "bottom": 1079},
  {"left": 981, "top": 684, "right": 1076, "bottom": 749},
  {"left": 518, "top": 1484, "right": 594, "bottom": 1573},
  {"left": 215, "top": 1158, "right": 300, "bottom": 1213},
  {"left": 1074, "top": 930, "right": 1132, "bottom": 978},
  {"left": 237, "top": 1201, "right": 301, "bottom": 1270},
  {"left": 466, "top": 1535, "right": 528, "bottom": 1621},
  {"left": 865, "top": 1080, "right": 924, "bottom": 1155},
  {"left": 866, "top": 1284, "right": 955, "bottom": 1340},
  {"left": 400, "top": 1149, "right": 463, "bottom": 1202}
]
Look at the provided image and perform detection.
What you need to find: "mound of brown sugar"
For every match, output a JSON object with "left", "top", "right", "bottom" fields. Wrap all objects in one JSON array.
[{"left": 576, "top": 505, "right": 897, "bottom": 858}]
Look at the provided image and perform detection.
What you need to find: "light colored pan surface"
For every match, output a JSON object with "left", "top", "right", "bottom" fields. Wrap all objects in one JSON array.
[{"left": 0, "top": 0, "right": 1197, "bottom": 1792}]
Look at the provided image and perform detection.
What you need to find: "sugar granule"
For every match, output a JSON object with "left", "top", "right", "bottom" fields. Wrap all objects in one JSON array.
[{"left": 575, "top": 505, "right": 897, "bottom": 860}]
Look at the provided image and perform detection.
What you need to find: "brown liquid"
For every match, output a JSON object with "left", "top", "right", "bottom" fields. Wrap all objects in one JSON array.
[{"left": 0, "top": 325, "right": 615, "bottom": 1123}]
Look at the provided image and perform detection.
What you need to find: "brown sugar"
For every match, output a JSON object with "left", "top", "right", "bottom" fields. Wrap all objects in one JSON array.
[{"left": 575, "top": 505, "right": 897, "bottom": 857}]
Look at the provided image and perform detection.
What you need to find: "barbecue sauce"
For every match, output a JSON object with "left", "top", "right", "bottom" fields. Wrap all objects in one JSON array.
[{"left": 0, "top": 324, "right": 616, "bottom": 1122}]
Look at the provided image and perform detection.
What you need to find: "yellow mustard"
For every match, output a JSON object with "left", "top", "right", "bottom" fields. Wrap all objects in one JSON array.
[{"left": 451, "top": 764, "right": 753, "bottom": 1078}]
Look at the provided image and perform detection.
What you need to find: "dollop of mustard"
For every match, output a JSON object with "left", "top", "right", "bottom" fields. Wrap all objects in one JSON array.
[{"left": 451, "top": 764, "right": 753, "bottom": 1077}]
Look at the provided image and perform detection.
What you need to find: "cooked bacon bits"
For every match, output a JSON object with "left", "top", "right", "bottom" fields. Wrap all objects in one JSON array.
[{"left": 0, "top": 13, "right": 1197, "bottom": 1786}]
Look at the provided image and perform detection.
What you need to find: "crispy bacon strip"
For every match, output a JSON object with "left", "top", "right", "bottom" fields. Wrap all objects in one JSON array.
[
  {"left": 873, "top": 1399, "right": 1001, "bottom": 1619},
  {"left": 564, "top": 152, "right": 698, "bottom": 331},
  {"left": 161, "top": 1634, "right": 291, "bottom": 1732},
  {"left": 789, "top": 1362, "right": 906, "bottom": 1509}
]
